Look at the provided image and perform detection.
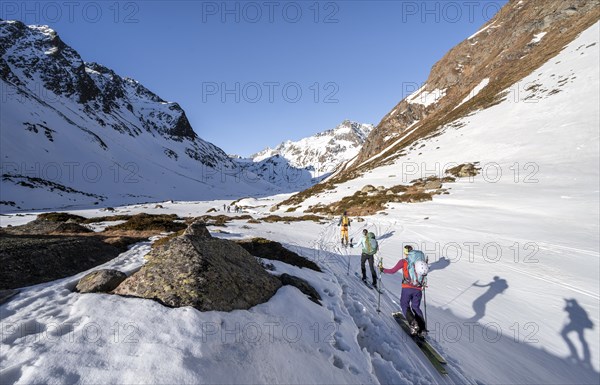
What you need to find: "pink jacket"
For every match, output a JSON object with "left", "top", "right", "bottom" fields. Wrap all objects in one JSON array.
[{"left": 383, "top": 259, "right": 422, "bottom": 290}]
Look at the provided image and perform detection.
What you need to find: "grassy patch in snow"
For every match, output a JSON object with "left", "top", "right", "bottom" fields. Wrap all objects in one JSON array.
[
  {"left": 103, "top": 213, "right": 186, "bottom": 233},
  {"left": 37, "top": 212, "right": 87, "bottom": 223},
  {"left": 305, "top": 165, "right": 478, "bottom": 216}
]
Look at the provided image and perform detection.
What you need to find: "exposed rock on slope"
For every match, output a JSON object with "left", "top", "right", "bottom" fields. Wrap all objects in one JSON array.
[
  {"left": 0, "top": 233, "right": 132, "bottom": 290},
  {"left": 113, "top": 222, "right": 282, "bottom": 311},
  {"left": 0, "top": 20, "right": 291, "bottom": 210},
  {"left": 76, "top": 269, "right": 127, "bottom": 293},
  {"left": 237, "top": 238, "right": 322, "bottom": 272},
  {"left": 356, "top": 0, "right": 599, "bottom": 170}
]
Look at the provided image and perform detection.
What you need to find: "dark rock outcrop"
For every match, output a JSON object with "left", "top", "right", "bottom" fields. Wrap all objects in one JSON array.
[
  {"left": 279, "top": 273, "right": 322, "bottom": 305},
  {"left": 0, "top": 234, "right": 130, "bottom": 290},
  {"left": 237, "top": 238, "right": 322, "bottom": 272},
  {"left": 76, "top": 269, "right": 127, "bottom": 293}
]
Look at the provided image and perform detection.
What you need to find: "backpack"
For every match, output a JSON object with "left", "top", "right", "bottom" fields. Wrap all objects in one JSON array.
[
  {"left": 404, "top": 250, "right": 428, "bottom": 287},
  {"left": 341, "top": 215, "right": 349, "bottom": 227},
  {"left": 365, "top": 232, "right": 378, "bottom": 254}
]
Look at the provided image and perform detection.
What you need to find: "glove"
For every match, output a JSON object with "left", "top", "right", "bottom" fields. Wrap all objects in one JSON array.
[{"left": 379, "top": 265, "right": 384, "bottom": 273}]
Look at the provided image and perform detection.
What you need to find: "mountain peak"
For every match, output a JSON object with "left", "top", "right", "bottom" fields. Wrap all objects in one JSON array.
[{"left": 251, "top": 120, "right": 374, "bottom": 177}]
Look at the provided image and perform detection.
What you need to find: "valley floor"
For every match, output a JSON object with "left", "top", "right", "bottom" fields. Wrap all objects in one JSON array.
[{"left": 1, "top": 195, "right": 598, "bottom": 385}]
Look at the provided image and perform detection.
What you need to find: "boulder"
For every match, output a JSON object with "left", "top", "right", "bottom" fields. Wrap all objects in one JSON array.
[
  {"left": 76, "top": 269, "right": 127, "bottom": 293},
  {"left": 361, "top": 185, "right": 376, "bottom": 193},
  {"left": 377, "top": 186, "right": 386, "bottom": 191},
  {"left": 184, "top": 221, "right": 211, "bottom": 238},
  {"left": 113, "top": 227, "right": 282, "bottom": 311},
  {"left": 279, "top": 273, "right": 321, "bottom": 305},
  {"left": 385, "top": 190, "right": 395, "bottom": 196},
  {"left": 446, "top": 163, "right": 480, "bottom": 178},
  {"left": 424, "top": 180, "right": 443, "bottom": 190}
]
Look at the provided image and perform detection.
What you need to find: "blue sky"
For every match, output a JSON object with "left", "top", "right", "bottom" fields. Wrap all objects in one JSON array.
[{"left": 3, "top": 0, "right": 507, "bottom": 156}]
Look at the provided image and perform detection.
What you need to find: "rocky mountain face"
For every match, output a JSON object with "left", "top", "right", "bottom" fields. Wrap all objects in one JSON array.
[
  {"left": 1, "top": 20, "right": 306, "bottom": 209},
  {"left": 251, "top": 120, "right": 373, "bottom": 178},
  {"left": 0, "top": 20, "right": 230, "bottom": 165},
  {"left": 350, "top": 0, "right": 599, "bottom": 172}
]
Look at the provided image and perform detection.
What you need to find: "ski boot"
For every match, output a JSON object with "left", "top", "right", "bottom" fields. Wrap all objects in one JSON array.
[{"left": 409, "top": 320, "right": 419, "bottom": 336}]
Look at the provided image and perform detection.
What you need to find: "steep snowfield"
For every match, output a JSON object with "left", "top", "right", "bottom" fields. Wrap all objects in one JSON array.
[{"left": 252, "top": 121, "right": 373, "bottom": 178}]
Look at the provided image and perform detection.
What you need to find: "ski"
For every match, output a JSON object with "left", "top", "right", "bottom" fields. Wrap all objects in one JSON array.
[
  {"left": 354, "top": 272, "right": 374, "bottom": 289},
  {"left": 354, "top": 272, "right": 383, "bottom": 293},
  {"left": 392, "top": 312, "right": 448, "bottom": 375}
]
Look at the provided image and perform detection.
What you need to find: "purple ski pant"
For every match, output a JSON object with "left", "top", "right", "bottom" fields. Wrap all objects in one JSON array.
[{"left": 401, "top": 287, "right": 426, "bottom": 330}]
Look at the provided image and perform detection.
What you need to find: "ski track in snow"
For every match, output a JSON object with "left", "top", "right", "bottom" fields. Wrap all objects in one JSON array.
[{"left": 312, "top": 221, "right": 470, "bottom": 384}]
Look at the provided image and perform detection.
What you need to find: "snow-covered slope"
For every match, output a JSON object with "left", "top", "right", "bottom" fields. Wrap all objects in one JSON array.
[
  {"left": 1, "top": 22, "right": 599, "bottom": 379},
  {"left": 252, "top": 120, "right": 373, "bottom": 178},
  {"left": 268, "top": 19, "right": 600, "bottom": 384},
  {"left": 350, "top": 0, "right": 598, "bottom": 173},
  {"left": 0, "top": 20, "right": 297, "bottom": 211}
]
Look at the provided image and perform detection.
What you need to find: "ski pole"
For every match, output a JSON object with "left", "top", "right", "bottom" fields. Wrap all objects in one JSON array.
[
  {"left": 346, "top": 237, "right": 354, "bottom": 275},
  {"left": 347, "top": 254, "right": 350, "bottom": 275},
  {"left": 441, "top": 280, "right": 477, "bottom": 308},
  {"left": 377, "top": 257, "right": 383, "bottom": 313},
  {"left": 423, "top": 287, "right": 428, "bottom": 327}
]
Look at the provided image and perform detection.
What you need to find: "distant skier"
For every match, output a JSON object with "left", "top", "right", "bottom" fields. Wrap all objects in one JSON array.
[
  {"left": 223, "top": 204, "right": 226, "bottom": 211},
  {"left": 337, "top": 211, "right": 351, "bottom": 246},
  {"left": 353, "top": 229, "right": 378, "bottom": 288},
  {"left": 380, "top": 245, "right": 428, "bottom": 336}
]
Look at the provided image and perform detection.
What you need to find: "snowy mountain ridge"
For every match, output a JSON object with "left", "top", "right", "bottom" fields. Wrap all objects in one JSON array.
[
  {"left": 251, "top": 120, "right": 373, "bottom": 178},
  {"left": 0, "top": 20, "right": 318, "bottom": 210}
]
